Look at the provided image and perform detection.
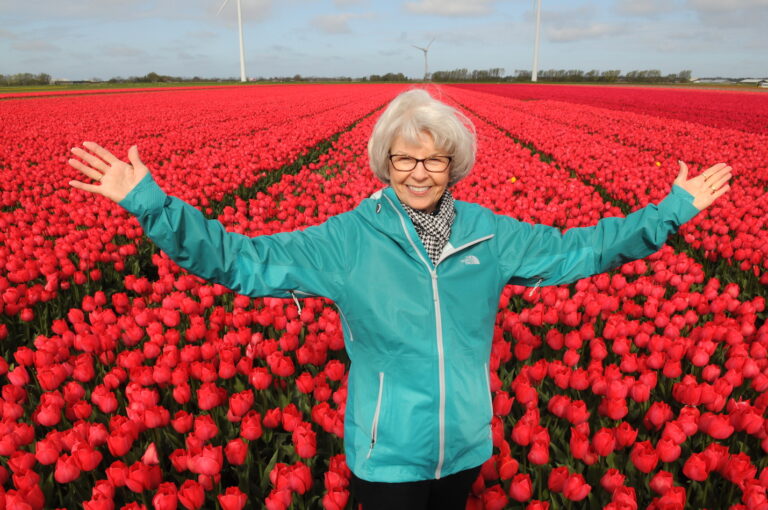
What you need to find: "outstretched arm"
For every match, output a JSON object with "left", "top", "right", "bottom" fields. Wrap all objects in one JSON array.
[
  {"left": 499, "top": 161, "right": 733, "bottom": 287},
  {"left": 67, "top": 142, "right": 347, "bottom": 300}
]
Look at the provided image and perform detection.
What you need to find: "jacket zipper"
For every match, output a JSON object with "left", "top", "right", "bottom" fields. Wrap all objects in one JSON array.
[
  {"left": 484, "top": 362, "right": 493, "bottom": 439},
  {"left": 367, "top": 371, "right": 385, "bottom": 459},
  {"left": 383, "top": 194, "right": 493, "bottom": 479}
]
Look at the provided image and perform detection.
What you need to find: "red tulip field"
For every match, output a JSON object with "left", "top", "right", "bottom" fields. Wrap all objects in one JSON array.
[{"left": 0, "top": 83, "right": 767, "bottom": 509}]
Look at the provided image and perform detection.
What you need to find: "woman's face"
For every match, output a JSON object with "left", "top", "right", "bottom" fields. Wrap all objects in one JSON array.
[{"left": 389, "top": 132, "right": 451, "bottom": 213}]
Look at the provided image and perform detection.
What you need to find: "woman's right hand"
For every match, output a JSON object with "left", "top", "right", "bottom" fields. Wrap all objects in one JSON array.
[{"left": 68, "top": 142, "right": 149, "bottom": 203}]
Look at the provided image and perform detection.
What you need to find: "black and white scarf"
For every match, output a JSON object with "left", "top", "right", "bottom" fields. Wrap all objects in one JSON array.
[{"left": 401, "top": 190, "right": 456, "bottom": 266}]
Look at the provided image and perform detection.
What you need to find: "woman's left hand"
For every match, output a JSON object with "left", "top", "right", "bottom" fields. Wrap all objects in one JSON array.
[{"left": 674, "top": 161, "right": 732, "bottom": 210}]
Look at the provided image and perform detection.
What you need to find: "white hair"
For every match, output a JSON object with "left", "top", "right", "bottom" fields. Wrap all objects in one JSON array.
[{"left": 367, "top": 88, "right": 476, "bottom": 186}]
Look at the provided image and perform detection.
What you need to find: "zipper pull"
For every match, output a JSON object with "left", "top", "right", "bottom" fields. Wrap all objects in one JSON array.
[
  {"left": 289, "top": 291, "right": 302, "bottom": 314},
  {"left": 528, "top": 277, "right": 543, "bottom": 298}
]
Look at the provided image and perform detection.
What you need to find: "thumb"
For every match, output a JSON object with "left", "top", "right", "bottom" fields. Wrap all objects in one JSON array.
[
  {"left": 676, "top": 160, "right": 688, "bottom": 184},
  {"left": 127, "top": 145, "right": 143, "bottom": 167}
]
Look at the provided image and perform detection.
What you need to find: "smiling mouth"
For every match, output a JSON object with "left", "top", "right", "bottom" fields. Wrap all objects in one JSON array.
[{"left": 407, "top": 185, "right": 430, "bottom": 193}]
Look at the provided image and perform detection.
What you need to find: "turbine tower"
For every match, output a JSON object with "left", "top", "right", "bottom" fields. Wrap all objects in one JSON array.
[
  {"left": 412, "top": 38, "right": 435, "bottom": 81},
  {"left": 217, "top": 0, "right": 247, "bottom": 82},
  {"left": 531, "top": 0, "right": 542, "bottom": 82}
]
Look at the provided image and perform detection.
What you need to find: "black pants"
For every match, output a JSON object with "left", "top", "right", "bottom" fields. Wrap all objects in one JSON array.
[{"left": 350, "top": 465, "right": 481, "bottom": 510}]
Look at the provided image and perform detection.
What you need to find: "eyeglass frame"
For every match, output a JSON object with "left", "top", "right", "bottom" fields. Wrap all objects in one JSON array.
[{"left": 388, "top": 153, "right": 453, "bottom": 173}]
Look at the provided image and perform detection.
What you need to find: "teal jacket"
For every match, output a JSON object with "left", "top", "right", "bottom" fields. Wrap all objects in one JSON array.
[{"left": 120, "top": 174, "right": 700, "bottom": 482}]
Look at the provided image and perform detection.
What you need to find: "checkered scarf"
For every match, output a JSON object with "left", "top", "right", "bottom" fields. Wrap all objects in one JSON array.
[{"left": 401, "top": 190, "right": 456, "bottom": 266}]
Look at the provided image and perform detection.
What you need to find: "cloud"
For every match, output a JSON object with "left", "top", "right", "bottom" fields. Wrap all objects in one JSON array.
[
  {"left": 11, "top": 40, "right": 60, "bottom": 52},
  {"left": 310, "top": 12, "right": 371, "bottom": 34},
  {"left": 686, "top": 0, "right": 768, "bottom": 10},
  {"left": 684, "top": 0, "right": 768, "bottom": 28},
  {"left": 333, "top": 0, "right": 365, "bottom": 5},
  {"left": 547, "top": 23, "right": 624, "bottom": 43},
  {"left": 0, "top": 29, "right": 19, "bottom": 40},
  {"left": 404, "top": 0, "right": 497, "bottom": 17},
  {"left": 615, "top": 0, "right": 678, "bottom": 16}
]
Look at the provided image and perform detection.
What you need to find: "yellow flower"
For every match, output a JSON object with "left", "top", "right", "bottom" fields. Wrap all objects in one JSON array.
[
  {"left": 509, "top": 177, "right": 517, "bottom": 183},
  {"left": 655, "top": 161, "right": 661, "bottom": 167}
]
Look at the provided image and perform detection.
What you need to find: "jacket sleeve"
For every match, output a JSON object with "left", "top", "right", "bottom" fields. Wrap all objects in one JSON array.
[
  {"left": 118, "top": 173, "right": 347, "bottom": 300},
  {"left": 497, "top": 184, "right": 701, "bottom": 287}
]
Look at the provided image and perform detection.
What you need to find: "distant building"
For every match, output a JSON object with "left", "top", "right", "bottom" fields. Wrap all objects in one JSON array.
[{"left": 691, "top": 78, "right": 736, "bottom": 84}]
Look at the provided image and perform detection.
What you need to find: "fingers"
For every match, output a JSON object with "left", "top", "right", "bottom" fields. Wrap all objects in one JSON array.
[
  {"left": 83, "top": 141, "right": 121, "bottom": 165},
  {"left": 708, "top": 172, "right": 732, "bottom": 193},
  {"left": 127, "top": 145, "right": 143, "bottom": 167},
  {"left": 68, "top": 179, "right": 103, "bottom": 195},
  {"left": 71, "top": 146, "right": 110, "bottom": 172},
  {"left": 701, "top": 163, "right": 730, "bottom": 181},
  {"left": 68, "top": 157, "right": 103, "bottom": 182}
]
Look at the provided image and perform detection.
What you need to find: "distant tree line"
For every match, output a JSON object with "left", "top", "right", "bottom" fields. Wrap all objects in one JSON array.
[
  {"left": 430, "top": 68, "right": 693, "bottom": 83},
  {"left": 0, "top": 73, "right": 52, "bottom": 86}
]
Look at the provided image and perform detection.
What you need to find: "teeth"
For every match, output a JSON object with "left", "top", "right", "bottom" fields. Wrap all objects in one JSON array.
[{"left": 408, "top": 186, "right": 429, "bottom": 192}]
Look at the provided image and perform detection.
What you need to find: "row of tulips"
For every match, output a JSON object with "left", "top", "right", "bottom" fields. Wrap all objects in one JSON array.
[
  {"left": 447, "top": 86, "right": 768, "bottom": 290},
  {"left": 0, "top": 83, "right": 766, "bottom": 509},
  {"left": 452, "top": 83, "right": 768, "bottom": 135}
]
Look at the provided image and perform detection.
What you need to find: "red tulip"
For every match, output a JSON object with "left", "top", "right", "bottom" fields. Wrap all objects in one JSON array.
[
  {"left": 152, "top": 482, "right": 178, "bottom": 510},
  {"left": 509, "top": 473, "right": 533, "bottom": 502},
  {"left": 224, "top": 438, "right": 248, "bottom": 465},
  {"left": 548, "top": 466, "right": 569, "bottom": 492},
  {"left": 650, "top": 470, "right": 674, "bottom": 494},
  {"left": 240, "top": 410, "right": 263, "bottom": 440},
  {"left": 481, "top": 485, "right": 508, "bottom": 510},
  {"left": 187, "top": 445, "right": 223, "bottom": 476},
  {"left": 217, "top": 487, "right": 247, "bottom": 510},
  {"left": 321, "top": 488, "right": 349, "bottom": 510},
  {"left": 630, "top": 440, "right": 659, "bottom": 474},
  {"left": 600, "top": 468, "right": 626, "bottom": 493},
  {"left": 54, "top": 453, "right": 81, "bottom": 483},
  {"left": 177, "top": 480, "right": 205, "bottom": 510},
  {"left": 563, "top": 473, "right": 591, "bottom": 501},
  {"left": 682, "top": 452, "right": 709, "bottom": 481}
]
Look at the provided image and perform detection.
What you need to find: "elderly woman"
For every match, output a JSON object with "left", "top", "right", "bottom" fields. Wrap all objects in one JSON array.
[{"left": 68, "top": 89, "right": 731, "bottom": 510}]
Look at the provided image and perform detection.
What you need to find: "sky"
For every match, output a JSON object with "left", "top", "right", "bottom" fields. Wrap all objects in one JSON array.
[{"left": 1, "top": 0, "right": 766, "bottom": 81}]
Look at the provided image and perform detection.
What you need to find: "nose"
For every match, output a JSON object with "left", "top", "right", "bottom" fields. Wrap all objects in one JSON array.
[{"left": 410, "top": 160, "right": 430, "bottom": 179}]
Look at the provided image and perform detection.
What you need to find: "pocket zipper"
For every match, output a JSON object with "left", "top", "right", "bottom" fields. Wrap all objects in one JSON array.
[{"left": 367, "top": 372, "right": 385, "bottom": 459}]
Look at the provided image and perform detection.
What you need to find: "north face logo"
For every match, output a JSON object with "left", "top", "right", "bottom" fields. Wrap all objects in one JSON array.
[{"left": 460, "top": 255, "right": 480, "bottom": 265}]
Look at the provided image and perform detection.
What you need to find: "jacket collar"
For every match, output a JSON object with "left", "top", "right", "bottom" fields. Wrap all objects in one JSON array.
[{"left": 357, "top": 187, "right": 495, "bottom": 267}]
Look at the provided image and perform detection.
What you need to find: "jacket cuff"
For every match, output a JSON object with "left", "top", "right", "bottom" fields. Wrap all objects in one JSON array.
[
  {"left": 657, "top": 184, "right": 700, "bottom": 225},
  {"left": 118, "top": 173, "right": 169, "bottom": 217}
]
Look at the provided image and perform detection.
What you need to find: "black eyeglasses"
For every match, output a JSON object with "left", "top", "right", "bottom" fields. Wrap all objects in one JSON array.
[{"left": 388, "top": 154, "right": 452, "bottom": 173}]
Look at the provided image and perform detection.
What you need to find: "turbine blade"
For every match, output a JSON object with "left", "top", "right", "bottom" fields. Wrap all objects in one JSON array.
[{"left": 216, "top": 0, "right": 231, "bottom": 16}]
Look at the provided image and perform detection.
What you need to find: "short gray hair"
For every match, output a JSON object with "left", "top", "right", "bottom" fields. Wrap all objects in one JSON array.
[{"left": 368, "top": 88, "right": 476, "bottom": 186}]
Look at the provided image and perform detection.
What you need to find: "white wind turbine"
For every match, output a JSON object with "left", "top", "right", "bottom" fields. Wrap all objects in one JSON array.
[
  {"left": 217, "top": 0, "right": 247, "bottom": 82},
  {"left": 531, "top": 0, "right": 542, "bottom": 82},
  {"left": 412, "top": 38, "right": 435, "bottom": 81}
]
